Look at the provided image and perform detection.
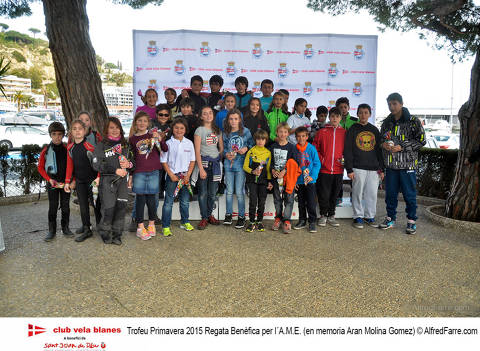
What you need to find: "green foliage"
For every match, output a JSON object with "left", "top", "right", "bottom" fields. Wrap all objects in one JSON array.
[
  {"left": 0, "top": 0, "right": 31, "bottom": 18},
  {"left": 106, "top": 72, "right": 132, "bottom": 86},
  {"left": 0, "top": 23, "right": 8, "bottom": 32},
  {"left": 307, "top": 0, "right": 480, "bottom": 61},
  {"left": 417, "top": 148, "right": 458, "bottom": 199},
  {"left": 4, "top": 30, "right": 32, "bottom": 45},
  {"left": 16, "top": 144, "right": 42, "bottom": 195},
  {"left": 104, "top": 62, "right": 117, "bottom": 70},
  {"left": 28, "top": 66, "right": 44, "bottom": 89},
  {"left": 39, "top": 47, "right": 49, "bottom": 55},
  {"left": 45, "top": 81, "right": 58, "bottom": 99},
  {"left": 112, "top": 0, "right": 164, "bottom": 9},
  {"left": 0, "top": 56, "right": 11, "bottom": 97},
  {"left": 0, "top": 145, "right": 9, "bottom": 197},
  {"left": 11, "top": 50, "right": 26, "bottom": 63}
]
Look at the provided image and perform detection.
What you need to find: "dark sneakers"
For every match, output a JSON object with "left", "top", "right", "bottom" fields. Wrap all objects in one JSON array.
[
  {"left": 75, "top": 226, "right": 86, "bottom": 235},
  {"left": 308, "top": 222, "right": 317, "bottom": 233},
  {"left": 294, "top": 220, "right": 307, "bottom": 230},
  {"left": 379, "top": 217, "right": 395, "bottom": 230},
  {"left": 197, "top": 219, "right": 208, "bottom": 230},
  {"left": 61, "top": 226, "right": 74, "bottom": 237},
  {"left": 235, "top": 217, "right": 246, "bottom": 229},
  {"left": 353, "top": 217, "right": 364, "bottom": 229},
  {"left": 75, "top": 226, "right": 93, "bottom": 242},
  {"left": 256, "top": 222, "right": 265, "bottom": 232},
  {"left": 223, "top": 214, "right": 233, "bottom": 225},
  {"left": 245, "top": 221, "right": 255, "bottom": 232},
  {"left": 44, "top": 222, "right": 56, "bottom": 242}
]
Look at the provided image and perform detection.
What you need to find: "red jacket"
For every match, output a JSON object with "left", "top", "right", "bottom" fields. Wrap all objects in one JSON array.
[
  {"left": 312, "top": 124, "right": 345, "bottom": 174},
  {"left": 65, "top": 140, "right": 96, "bottom": 184},
  {"left": 37, "top": 143, "right": 69, "bottom": 183}
]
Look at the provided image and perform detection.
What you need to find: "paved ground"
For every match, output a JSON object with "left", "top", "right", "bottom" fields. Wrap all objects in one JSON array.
[{"left": 0, "top": 199, "right": 479, "bottom": 317}]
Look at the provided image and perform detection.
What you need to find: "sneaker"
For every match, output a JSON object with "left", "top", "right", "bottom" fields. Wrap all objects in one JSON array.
[
  {"left": 75, "top": 225, "right": 86, "bottom": 235},
  {"left": 283, "top": 220, "right": 292, "bottom": 234},
  {"left": 180, "top": 222, "right": 194, "bottom": 231},
  {"left": 364, "top": 218, "right": 379, "bottom": 228},
  {"left": 379, "top": 217, "right": 395, "bottom": 230},
  {"left": 128, "top": 219, "right": 137, "bottom": 232},
  {"left": 75, "top": 226, "right": 93, "bottom": 242},
  {"left": 317, "top": 216, "right": 327, "bottom": 227},
  {"left": 136, "top": 227, "right": 151, "bottom": 240},
  {"left": 245, "top": 221, "right": 255, "bottom": 232},
  {"left": 272, "top": 218, "right": 282, "bottom": 231},
  {"left": 256, "top": 222, "right": 265, "bottom": 232},
  {"left": 147, "top": 224, "right": 156, "bottom": 237},
  {"left": 294, "top": 220, "right": 307, "bottom": 230},
  {"left": 197, "top": 219, "right": 208, "bottom": 230},
  {"left": 223, "top": 214, "right": 233, "bottom": 225},
  {"left": 235, "top": 217, "right": 246, "bottom": 229},
  {"left": 353, "top": 217, "right": 364, "bottom": 229},
  {"left": 208, "top": 215, "right": 220, "bottom": 225},
  {"left": 406, "top": 221, "right": 417, "bottom": 235},
  {"left": 112, "top": 237, "right": 122, "bottom": 245},
  {"left": 327, "top": 216, "right": 340, "bottom": 227},
  {"left": 162, "top": 227, "right": 172, "bottom": 237},
  {"left": 309, "top": 222, "right": 317, "bottom": 233}
]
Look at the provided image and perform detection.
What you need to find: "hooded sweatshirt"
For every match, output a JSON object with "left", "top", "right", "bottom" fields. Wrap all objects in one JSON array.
[{"left": 313, "top": 124, "right": 346, "bottom": 175}]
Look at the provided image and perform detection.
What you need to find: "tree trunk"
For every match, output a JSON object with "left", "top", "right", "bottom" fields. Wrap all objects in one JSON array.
[
  {"left": 43, "top": 0, "right": 108, "bottom": 131},
  {"left": 445, "top": 49, "right": 480, "bottom": 221}
]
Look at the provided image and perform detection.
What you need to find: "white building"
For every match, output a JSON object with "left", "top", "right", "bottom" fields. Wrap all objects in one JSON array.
[
  {"left": 103, "top": 83, "right": 133, "bottom": 114},
  {"left": 0, "top": 75, "right": 32, "bottom": 102}
]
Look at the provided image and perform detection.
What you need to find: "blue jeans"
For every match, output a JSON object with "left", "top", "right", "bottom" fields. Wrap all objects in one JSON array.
[
  {"left": 225, "top": 170, "right": 246, "bottom": 217},
  {"left": 197, "top": 166, "right": 219, "bottom": 220},
  {"left": 132, "top": 170, "right": 159, "bottom": 194},
  {"left": 385, "top": 168, "right": 417, "bottom": 221},
  {"left": 161, "top": 176, "right": 190, "bottom": 228}
]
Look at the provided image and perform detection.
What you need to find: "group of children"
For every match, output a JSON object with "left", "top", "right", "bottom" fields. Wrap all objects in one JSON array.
[{"left": 38, "top": 73, "right": 427, "bottom": 244}]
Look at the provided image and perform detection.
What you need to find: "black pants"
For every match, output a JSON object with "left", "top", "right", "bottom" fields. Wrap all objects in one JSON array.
[
  {"left": 297, "top": 183, "right": 317, "bottom": 223},
  {"left": 76, "top": 182, "right": 100, "bottom": 227},
  {"left": 317, "top": 173, "right": 343, "bottom": 217},
  {"left": 159, "top": 170, "right": 167, "bottom": 197},
  {"left": 136, "top": 194, "right": 157, "bottom": 223},
  {"left": 47, "top": 184, "right": 70, "bottom": 226},
  {"left": 98, "top": 176, "right": 128, "bottom": 238},
  {"left": 247, "top": 182, "right": 267, "bottom": 222}
]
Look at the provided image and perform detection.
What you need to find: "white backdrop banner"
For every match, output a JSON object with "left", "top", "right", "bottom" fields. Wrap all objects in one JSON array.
[{"left": 133, "top": 30, "right": 377, "bottom": 118}]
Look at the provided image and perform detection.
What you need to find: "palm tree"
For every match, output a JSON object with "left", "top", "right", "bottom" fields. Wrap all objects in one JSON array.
[
  {"left": 0, "top": 57, "right": 11, "bottom": 98},
  {"left": 13, "top": 91, "right": 24, "bottom": 112},
  {"left": 23, "top": 95, "right": 35, "bottom": 108}
]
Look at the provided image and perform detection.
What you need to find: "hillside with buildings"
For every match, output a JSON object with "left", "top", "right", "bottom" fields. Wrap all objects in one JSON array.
[{"left": 0, "top": 28, "right": 133, "bottom": 114}]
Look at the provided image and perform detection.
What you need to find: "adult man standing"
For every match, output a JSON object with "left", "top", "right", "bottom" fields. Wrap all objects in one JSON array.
[{"left": 379, "top": 93, "right": 426, "bottom": 234}]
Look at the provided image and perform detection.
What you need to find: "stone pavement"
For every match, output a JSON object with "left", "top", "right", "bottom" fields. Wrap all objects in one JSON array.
[{"left": 0, "top": 199, "right": 479, "bottom": 317}]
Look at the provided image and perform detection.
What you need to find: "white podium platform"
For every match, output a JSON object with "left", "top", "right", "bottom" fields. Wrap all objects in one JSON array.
[{"left": 154, "top": 195, "right": 354, "bottom": 220}]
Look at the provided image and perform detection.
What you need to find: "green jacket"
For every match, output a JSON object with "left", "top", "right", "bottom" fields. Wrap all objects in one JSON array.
[
  {"left": 266, "top": 108, "right": 289, "bottom": 141},
  {"left": 340, "top": 113, "right": 358, "bottom": 130}
]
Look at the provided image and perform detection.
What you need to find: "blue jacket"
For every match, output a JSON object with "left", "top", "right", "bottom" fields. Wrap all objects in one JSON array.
[
  {"left": 223, "top": 129, "right": 254, "bottom": 172},
  {"left": 295, "top": 143, "right": 321, "bottom": 185},
  {"left": 234, "top": 92, "right": 252, "bottom": 109}
]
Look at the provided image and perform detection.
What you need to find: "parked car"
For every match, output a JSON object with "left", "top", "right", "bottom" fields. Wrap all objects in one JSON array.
[
  {"left": 0, "top": 125, "right": 51, "bottom": 150},
  {"left": 424, "top": 136, "right": 440, "bottom": 149}
]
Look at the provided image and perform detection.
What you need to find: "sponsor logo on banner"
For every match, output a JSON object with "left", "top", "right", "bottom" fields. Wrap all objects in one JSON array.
[
  {"left": 354, "top": 45, "right": 364, "bottom": 60},
  {"left": 328, "top": 63, "right": 338, "bottom": 78},
  {"left": 353, "top": 82, "right": 362, "bottom": 96},
  {"left": 304, "top": 44, "right": 314, "bottom": 59},
  {"left": 148, "top": 79, "right": 157, "bottom": 90},
  {"left": 252, "top": 81, "right": 262, "bottom": 97},
  {"left": 203, "top": 80, "right": 209, "bottom": 91},
  {"left": 174, "top": 60, "right": 185, "bottom": 75},
  {"left": 28, "top": 324, "right": 46, "bottom": 337},
  {"left": 328, "top": 100, "right": 336, "bottom": 109},
  {"left": 303, "top": 82, "right": 312, "bottom": 97},
  {"left": 252, "top": 43, "right": 262, "bottom": 58},
  {"left": 200, "top": 41, "right": 210, "bottom": 57},
  {"left": 147, "top": 40, "right": 158, "bottom": 56},
  {"left": 226, "top": 61, "right": 236, "bottom": 77},
  {"left": 278, "top": 62, "right": 288, "bottom": 78}
]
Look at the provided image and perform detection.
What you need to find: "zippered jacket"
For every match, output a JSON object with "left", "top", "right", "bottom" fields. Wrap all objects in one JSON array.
[
  {"left": 312, "top": 124, "right": 346, "bottom": 175},
  {"left": 380, "top": 107, "right": 426, "bottom": 170},
  {"left": 266, "top": 108, "right": 289, "bottom": 141}
]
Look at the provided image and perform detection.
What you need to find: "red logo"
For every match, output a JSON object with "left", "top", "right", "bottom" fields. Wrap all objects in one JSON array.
[{"left": 28, "top": 324, "right": 46, "bottom": 337}]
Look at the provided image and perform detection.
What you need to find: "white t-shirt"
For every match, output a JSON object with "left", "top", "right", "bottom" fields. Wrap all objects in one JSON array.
[
  {"left": 287, "top": 113, "right": 311, "bottom": 144},
  {"left": 160, "top": 137, "right": 195, "bottom": 174}
]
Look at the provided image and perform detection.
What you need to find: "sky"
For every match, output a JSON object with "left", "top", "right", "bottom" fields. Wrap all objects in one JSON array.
[{"left": 0, "top": 0, "right": 475, "bottom": 116}]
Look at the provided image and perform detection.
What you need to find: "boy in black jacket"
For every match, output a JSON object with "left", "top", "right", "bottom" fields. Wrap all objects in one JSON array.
[{"left": 344, "top": 104, "right": 384, "bottom": 229}]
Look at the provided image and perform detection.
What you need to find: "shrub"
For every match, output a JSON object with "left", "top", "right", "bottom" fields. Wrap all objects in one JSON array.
[{"left": 12, "top": 50, "right": 26, "bottom": 63}]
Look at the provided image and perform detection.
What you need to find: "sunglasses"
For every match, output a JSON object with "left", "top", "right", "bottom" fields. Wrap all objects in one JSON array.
[{"left": 157, "top": 113, "right": 169, "bottom": 117}]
